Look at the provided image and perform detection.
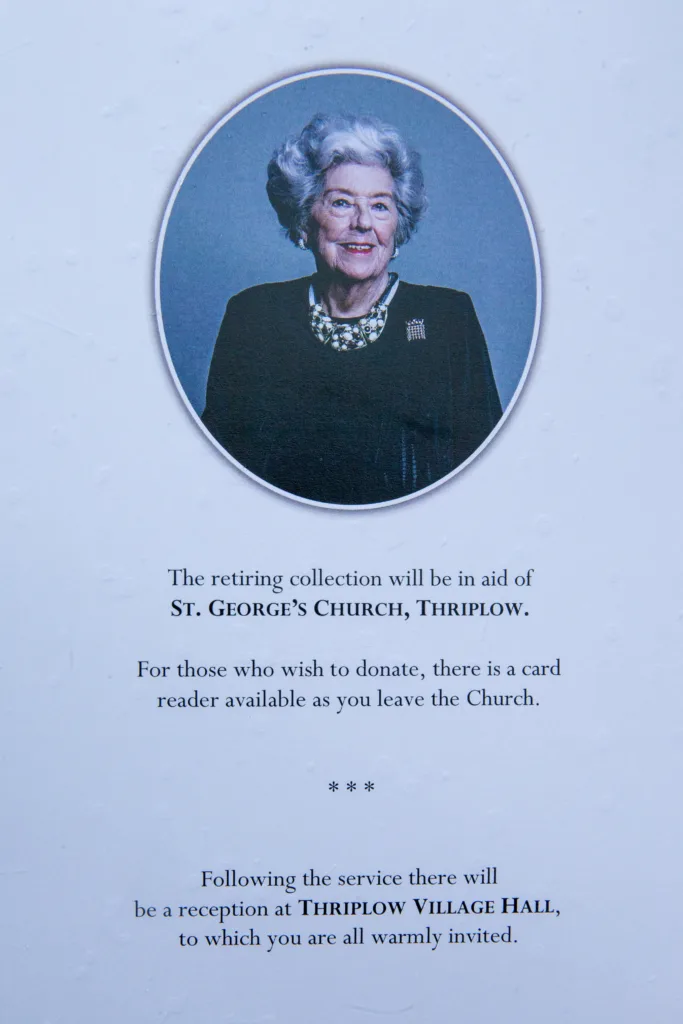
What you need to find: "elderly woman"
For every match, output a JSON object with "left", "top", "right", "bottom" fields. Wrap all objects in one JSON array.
[{"left": 201, "top": 114, "right": 502, "bottom": 505}]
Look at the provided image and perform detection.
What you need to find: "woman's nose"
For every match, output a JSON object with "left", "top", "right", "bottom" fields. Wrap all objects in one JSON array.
[{"left": 351, "top": 200, "right": 372, "bottom": 231}]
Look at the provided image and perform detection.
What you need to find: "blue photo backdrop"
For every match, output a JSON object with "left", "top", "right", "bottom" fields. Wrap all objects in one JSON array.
[{"left": 158, "top": 72, "right": 539, "bottom": 415}]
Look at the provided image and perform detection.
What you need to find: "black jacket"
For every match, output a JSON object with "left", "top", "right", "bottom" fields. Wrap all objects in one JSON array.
[{"left": 202, "top": 277, "right": 502, "bottom": 505}]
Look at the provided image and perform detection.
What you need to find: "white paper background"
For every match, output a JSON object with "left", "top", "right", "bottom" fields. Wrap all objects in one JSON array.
[{"left": 2, "top": 2, "right": 682, "bottom": 1021}]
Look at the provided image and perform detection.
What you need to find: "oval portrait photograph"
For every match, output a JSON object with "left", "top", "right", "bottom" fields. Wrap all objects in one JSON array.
[{"left": 156, "top": 69, "right": 541, "bottom": 509}]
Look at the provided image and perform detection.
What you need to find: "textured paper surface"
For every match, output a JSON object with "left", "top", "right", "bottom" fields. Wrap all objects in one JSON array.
[{"left": 3, "top": 3, "right": 682, "bottom": 1021}]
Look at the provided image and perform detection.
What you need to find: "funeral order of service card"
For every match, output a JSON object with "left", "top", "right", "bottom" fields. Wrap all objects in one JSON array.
[{"left": 3, "top": 3, "right": 682, "bottom": 1022}]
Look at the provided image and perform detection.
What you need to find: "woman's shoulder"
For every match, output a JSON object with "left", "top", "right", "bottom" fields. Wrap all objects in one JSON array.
[
  {"left": 225, "top": 276, "right": 310, "bottom": 314},
  {"left": 397, "top": 281, "right": 475, "bottom": 312}
]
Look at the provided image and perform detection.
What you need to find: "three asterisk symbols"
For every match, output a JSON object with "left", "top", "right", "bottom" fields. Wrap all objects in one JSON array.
[{"left": 328, "top": 780, "right": 375, "bottom": 792}]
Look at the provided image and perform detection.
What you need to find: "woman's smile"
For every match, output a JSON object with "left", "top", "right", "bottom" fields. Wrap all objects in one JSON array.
[{"left": 340, "top": 242, "right": 375, "bottom": 255}]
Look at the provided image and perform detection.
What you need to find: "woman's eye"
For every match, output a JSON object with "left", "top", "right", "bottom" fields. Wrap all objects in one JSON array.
[
  {"left": 373, "top": 202, "right": 389, "bottom": 212},
  {"left": 331, "top": 198, "right": 351, "bottom": 208}
]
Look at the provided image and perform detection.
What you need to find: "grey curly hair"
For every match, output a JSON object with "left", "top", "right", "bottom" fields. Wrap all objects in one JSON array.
[{"left": 266, "top": 113, "right": 427, "bottom": 248}]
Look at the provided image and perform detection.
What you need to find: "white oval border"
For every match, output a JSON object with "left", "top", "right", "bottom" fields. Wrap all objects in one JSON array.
[{"left": 154, "top": 67, "right": 543, "bottom": 512}]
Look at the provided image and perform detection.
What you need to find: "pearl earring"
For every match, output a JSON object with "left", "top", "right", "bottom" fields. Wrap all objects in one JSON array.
[
  {"left": 392, "top": 245, "right": 400, "bottom": 259},
  {"left": 297, "top": 238, "right": 307, "bottom": 250}
]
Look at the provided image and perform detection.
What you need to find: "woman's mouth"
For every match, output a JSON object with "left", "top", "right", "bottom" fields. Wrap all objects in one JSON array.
[{"left": 340, "top": 243, "right": 375, "bottom": 255}]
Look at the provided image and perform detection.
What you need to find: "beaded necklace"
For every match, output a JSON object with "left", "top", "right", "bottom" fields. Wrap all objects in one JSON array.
[{"left": 308, "top": 275, "right": 400, "bottom": 351}]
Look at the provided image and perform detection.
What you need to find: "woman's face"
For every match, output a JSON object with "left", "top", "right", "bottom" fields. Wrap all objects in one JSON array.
[{"left": 308, "top": 163, "right": 399, "bottom": 285}]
